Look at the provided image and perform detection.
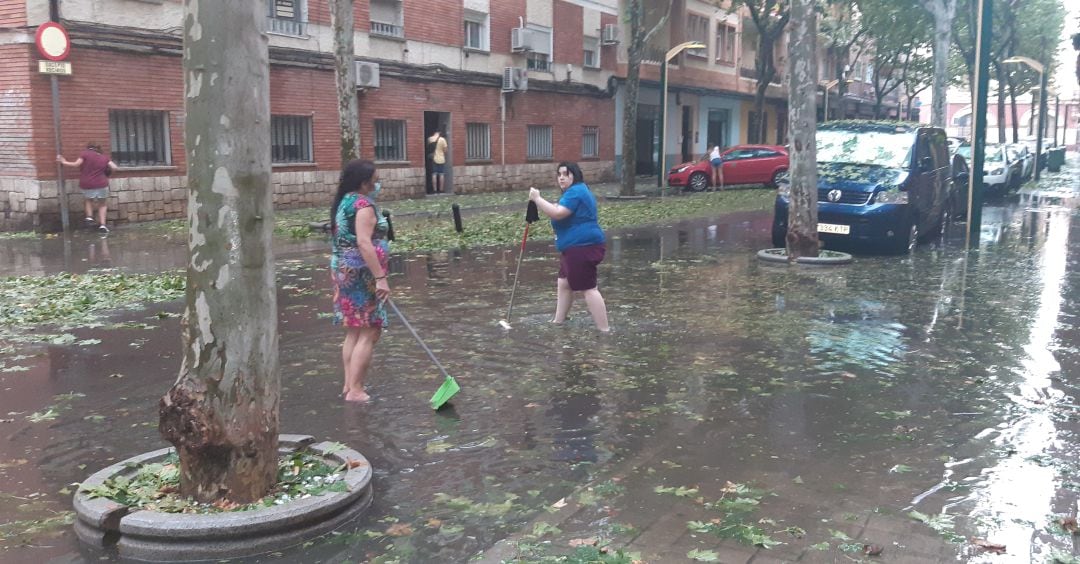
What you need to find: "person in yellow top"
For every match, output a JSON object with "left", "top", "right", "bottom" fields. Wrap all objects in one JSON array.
[{"left": 428, "top": 130, "right": 449, "bottom": 194}]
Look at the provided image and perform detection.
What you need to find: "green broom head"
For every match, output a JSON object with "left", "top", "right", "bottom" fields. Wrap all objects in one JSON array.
[{"left": 430, "top": 375, "right": 460, "bottom": 410}]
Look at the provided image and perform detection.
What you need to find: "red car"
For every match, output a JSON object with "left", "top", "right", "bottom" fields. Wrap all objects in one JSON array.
[{"left": 668, "top": 144, "right": 789, "bottom": 192}]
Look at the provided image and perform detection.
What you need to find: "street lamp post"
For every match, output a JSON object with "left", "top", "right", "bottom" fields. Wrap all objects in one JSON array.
[
  {"left": 1002, "top": 56, "right": 1047, "bottom": 180},
  {"left": 657, "top": 41, "right": 707, "bottom": 198}
]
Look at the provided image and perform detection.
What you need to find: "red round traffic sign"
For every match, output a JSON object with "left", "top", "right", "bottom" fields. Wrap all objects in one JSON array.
[{"left": 35, "top": 22, "right": 70, "bottom": 61}]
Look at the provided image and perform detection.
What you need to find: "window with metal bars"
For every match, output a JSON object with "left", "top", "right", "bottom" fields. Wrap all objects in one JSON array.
[
  {"left": 581, "top": 126, "right": 599, "bottom": 158},
  {"left": 108, "top": 109, "right": 170, "bottom": 166},
  {"left": 271, "top": 115, "right": 312, "bottom": 163},
  {"left": 466, "top": 123, "right": 490, "bottom": 161},
  {"left": 374, "top": 119, "right": 407, "bottom": 161},
  {"left": 526, "top": 125, "right": 552, "bottom": 160}
]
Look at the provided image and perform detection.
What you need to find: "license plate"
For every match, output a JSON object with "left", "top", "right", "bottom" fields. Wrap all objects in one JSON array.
[{"left": 817, "top": 223, "right": 850, "bottom": 235}]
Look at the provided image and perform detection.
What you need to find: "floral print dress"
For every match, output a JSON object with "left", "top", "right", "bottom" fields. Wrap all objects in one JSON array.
[{"left": 331, "top": 192, "right": 390, "bottom": 327}]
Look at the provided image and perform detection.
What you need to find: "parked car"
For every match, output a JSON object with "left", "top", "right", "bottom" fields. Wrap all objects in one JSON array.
[
  {"left": 955, "top": 142, "right": 1023, "bottom": 196},
  {"left": 1006, "top": 143, "right": 1034, "bottom": 182},
  {"left": 771, "top": 121, "right": 953, "bottom": 254},
  {"left": 947, "top": 136, "right": 966, "bottom": 155},
  {"left": 668, "top": 144, "right": 788, "bottom": 192},
  {"left": 981, "top": 144, "right": 1023, "bottom": 196}
]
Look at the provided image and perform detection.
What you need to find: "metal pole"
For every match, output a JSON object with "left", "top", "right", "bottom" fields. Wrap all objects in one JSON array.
[
  {"left": 1053, "top": 95, "right": 1059, "bottom": 146},
  {"left": 658, "top": 58, "right": 668, "bottom": 194},
  {"left": 824, "top": 85, "right": 829, "bottom": 122},
  {"left": 966, "top": 0, "right": 992, "bottom": 247},
  {"left": 50, "top": 74, "right": 70, "bottom": 235},
  {"left": 1035, "top": 70, "right": 1046, "bottom": 180}
]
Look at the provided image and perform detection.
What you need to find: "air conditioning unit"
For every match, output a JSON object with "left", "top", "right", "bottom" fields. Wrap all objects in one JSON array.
[
  {"left": 355, "top": 61, "right": 380, "bottom": 89},
  {"left": 511, "top": 27, "right": 533, "bottom": 52},
  {"left": 601, "top": 23, "right": 619, "bottom": 45},
  {"left": 502, "top": 67, "right": 528, "bottom": 92}
]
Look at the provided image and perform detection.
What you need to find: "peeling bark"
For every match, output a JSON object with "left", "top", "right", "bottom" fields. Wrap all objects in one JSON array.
[
  {"left": 160, "top": 0, "right": 279, "bottom": 505},
  {"left": 786, "top": 0, "right": 819, "bottom": 259},
  {"left": 331, "top": 0, "right": 360, "bottom": 165}
]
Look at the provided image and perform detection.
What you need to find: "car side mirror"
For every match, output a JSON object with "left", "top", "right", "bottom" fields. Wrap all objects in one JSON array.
[{"left": 920, "top": 156, "right": 934, "bottom": 172}]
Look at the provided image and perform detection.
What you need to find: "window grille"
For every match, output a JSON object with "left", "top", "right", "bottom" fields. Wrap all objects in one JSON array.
[
  {"left": 527, "top": 125, "right": 552, "bottom": 160},
  {"left": 374, "top": 119, "right": 407, "bottom": 161},
  {"left": 108, "top": 109, "right": 170, "bottom": 166},
  {"left": 466, "top": 123, "right": 490, "bottom": 161},
  {"left": 582, "top": 126, "right": 599, "bottom": 158},
  {"left": 271, "top": 115, "right": 313, "bottom": 163}
]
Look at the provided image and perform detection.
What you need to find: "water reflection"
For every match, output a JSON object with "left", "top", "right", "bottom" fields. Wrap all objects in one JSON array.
[{"left": 3, "top": 168, "right": 1080, "bottom": 561}]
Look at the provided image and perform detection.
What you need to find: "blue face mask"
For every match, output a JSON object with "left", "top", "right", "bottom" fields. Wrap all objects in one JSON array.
[{"left": 371, "top": 181, "right": 382, "bottom": 199}]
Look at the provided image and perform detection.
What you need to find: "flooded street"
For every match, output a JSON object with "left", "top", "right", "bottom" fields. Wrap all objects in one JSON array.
[{"left": 2, "top": 162, "right": 1080, "bottom": 562}]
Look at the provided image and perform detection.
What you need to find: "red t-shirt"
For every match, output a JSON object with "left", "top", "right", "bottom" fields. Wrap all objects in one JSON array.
[{"left": 78, "top": 149, "right": 110, "bottom": 190}]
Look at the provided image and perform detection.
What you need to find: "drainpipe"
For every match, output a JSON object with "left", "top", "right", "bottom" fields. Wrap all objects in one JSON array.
[{"left": 500, "top": 91, "right": 506, "bottom": 168}]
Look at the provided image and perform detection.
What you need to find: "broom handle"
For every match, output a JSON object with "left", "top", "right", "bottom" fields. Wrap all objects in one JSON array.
[
  {"left": 505, "top": 222, "right": 530, "bottom": 321},
  {"left": 387, "top": 299, "right": 452, "bottom": 380}
]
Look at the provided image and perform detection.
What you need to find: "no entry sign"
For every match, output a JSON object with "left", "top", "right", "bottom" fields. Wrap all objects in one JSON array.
[{"left": 35, "top": 22, "right": 70, "bottom": 61}]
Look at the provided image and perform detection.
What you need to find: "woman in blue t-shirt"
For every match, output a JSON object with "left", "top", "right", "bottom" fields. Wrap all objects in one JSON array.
[{"left": 528, "top": 162, "right": 610, "bottom": 332}]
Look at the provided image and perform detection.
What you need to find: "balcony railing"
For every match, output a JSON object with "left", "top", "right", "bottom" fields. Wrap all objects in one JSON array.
[
  {"left": 267, "top": 17, "right": 306, "bottom": 36},
  {"left": 738, "top": 66, "right": 782, "bottom": 84},
  {"left": 371, "top": 21, "right": 403, "bottom": 38}
]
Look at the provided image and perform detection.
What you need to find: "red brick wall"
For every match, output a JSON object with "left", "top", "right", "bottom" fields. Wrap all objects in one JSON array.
[
  {"left": 0, "top": 44, "right": 33, "bottom": 176},
  {"left": 30, "top": 46, "right": 614, "bottom": 179},
  {"left": 600, "top": 12, "right": 618, "bottom": 73},
  {"left": 553, "top": 1, "right": 583, "bottom": 67},
  {"left": 31, "top": 48, "right": 185, "bottom": 180},
  {"left": 405, "top": 0, "right": 462, "bottom": 46},
  {"left": 0, "top": 0, "right": 25, "bottom": 27},
  {"left": 490, "top": 0, "right": 527, "bottom": 55}
]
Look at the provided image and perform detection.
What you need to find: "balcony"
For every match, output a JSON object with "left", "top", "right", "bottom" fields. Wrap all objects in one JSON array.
[
  {"left": 739, "top": 66, "right": 783, "bottom": 84},
  {"left": 267, "top": 17, "right": 306, "bottom": 36},
  {"left": 371, "top": 20, "right": 403, "bottom": 38}
]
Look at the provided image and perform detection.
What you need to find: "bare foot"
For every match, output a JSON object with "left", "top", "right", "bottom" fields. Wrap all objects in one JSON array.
[{"left": 344, "top": 391, "right": 371, "bottom": 402}]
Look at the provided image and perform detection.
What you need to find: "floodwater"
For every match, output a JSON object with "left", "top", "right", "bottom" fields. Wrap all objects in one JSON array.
[{"left": 1, "top": 161, "right": 1079, "bottom": 563}]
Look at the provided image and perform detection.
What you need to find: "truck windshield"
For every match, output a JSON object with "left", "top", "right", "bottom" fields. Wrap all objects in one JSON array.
[{"left": 816, "top": 129, "right": 914, "bottom": 169}]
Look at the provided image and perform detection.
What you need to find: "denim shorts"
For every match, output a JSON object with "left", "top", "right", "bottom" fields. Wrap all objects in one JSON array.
[
  {"left": 433, "top": 163, "right": 446, "bottom": 174},
  {"left": 82, "top": 187, "right": 109, "bottom": 200}
]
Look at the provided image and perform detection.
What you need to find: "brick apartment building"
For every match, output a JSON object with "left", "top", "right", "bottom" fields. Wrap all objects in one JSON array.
[
  {"left": 0, "top": 0, "right": 619, "bottom": 231},
  {"left": 0, "top": 0, "right": 910, "bottom": 231}
]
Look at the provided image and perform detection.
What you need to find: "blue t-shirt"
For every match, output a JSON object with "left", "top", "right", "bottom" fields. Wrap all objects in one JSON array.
[{"left": 552, "top": 182, "right": 605, "bottom": 252}]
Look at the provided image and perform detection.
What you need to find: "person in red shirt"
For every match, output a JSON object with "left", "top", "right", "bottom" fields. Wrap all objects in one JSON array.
[{"left": 57, "top": 143, "right": 116, "bottom": 233}]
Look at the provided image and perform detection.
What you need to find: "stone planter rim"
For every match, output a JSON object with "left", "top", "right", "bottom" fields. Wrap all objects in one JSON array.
[{"left": 73, "top": 434, "right": 373, "bottom": 561}]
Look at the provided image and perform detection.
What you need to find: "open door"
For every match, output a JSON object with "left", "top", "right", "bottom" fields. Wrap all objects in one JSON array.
[{"left": 423, "top": 111, "right": 452, "bottom": 194}]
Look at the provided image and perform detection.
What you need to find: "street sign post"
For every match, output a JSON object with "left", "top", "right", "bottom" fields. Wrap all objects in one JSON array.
[{"left": 36, "top": 21, "right": 72, "bottom": 235}]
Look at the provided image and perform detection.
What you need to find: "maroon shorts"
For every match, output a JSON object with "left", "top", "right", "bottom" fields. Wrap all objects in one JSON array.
[{"left": 558, "top": 244, "right": 606, "bottom": 291}]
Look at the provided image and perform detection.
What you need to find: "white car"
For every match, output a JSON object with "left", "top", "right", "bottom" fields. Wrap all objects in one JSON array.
[{"left": 981, "top": 145, "right": 1022, "bottom": 196}]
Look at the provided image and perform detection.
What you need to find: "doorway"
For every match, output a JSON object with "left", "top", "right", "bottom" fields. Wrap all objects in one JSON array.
[
  {"left": 706, "top": 109, "right": 730, "bottom": 150},
  {"left": 680, "top": 106, "right": 693, "bottom": 164},
  {"left": 423, "top": 111, "right": 452, "bottom": 195},
  {"left": 635, "top": 104, "right": 658, "bottom": 176}
]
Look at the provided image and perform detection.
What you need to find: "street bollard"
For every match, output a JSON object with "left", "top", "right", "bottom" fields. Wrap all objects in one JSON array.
[
  {"left": 382, "top": 210, "right": 395, "bottom": 241},
  {"left": 451, "top": 203, "right": 463, "bottom": 233}
]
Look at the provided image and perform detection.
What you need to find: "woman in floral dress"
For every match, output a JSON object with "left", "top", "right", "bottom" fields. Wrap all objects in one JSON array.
[{"left": 330, "top": 160, "right": 390, "bottom": 402}]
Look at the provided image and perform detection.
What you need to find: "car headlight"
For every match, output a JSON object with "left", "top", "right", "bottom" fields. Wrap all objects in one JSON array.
[
  {"left": 874, "top": 189, "right": 908, "bottom": 204},
  {"left": 987, "top": 168, "right": 1003, "bottom": 176}
]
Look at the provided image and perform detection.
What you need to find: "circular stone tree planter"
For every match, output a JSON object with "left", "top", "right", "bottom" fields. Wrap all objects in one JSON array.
[
  {"left": 756, "top": 248, "right": 854, "bottom": 265},
  {"left": 73, "top": 434, "right": 373, "bottom": 562}
]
